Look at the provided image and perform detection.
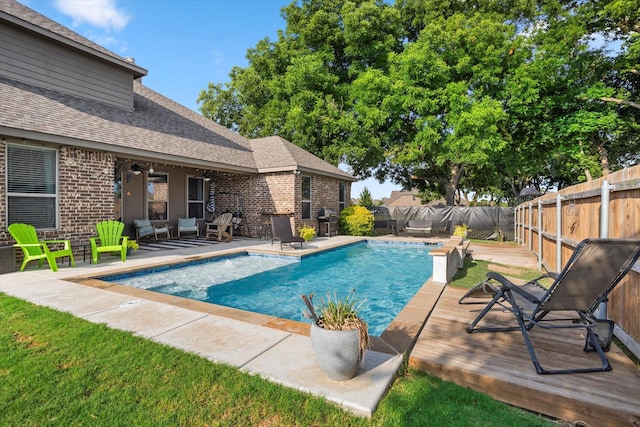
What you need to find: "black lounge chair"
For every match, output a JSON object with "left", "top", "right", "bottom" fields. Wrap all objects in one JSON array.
[
  {"left": 271, "top": 216, "right": 305, "bottom": 250},
  {"left": 459, "top": 238, "right": 640, "bottom": 374}
]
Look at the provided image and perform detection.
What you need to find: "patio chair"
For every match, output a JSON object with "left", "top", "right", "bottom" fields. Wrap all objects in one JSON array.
[
  {"left": 8, "top": 223, "right": 75, "bottom": 272},
  {"left": 133, "top": 218, "right": 170, "bottom": 240},
  {"left": 177, "top": 217, "right": 199, "bottom": 238},
  {"left": 271, "top": 216, "right": 305, "bottom": 250},
  {"left": 90, "top": 220, "right": 128, "bottom": 264},
  {"left": 204, "top": 212, "right": 233, "bottom": 241},
  {"left": 460, "top": 238, "right": 640, "bottom": 374}
]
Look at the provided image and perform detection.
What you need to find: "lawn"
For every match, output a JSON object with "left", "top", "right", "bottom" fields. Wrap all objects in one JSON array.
[{"left": 0, "top": 259, "right": 557, "bottom": 426}]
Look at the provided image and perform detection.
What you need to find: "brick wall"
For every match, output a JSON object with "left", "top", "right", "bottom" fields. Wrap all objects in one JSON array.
[
  {"left": 214, "top": 171, "right": 351, "bottom": 236},
  {"left": 0, "top": 140, "right": 6, "bottom": 242},
  {"left": 1, "top": 139, "right": 115, "bottom": 259},
  {"left": 58, "top": 146, "right": 116, "bottom": 241}
]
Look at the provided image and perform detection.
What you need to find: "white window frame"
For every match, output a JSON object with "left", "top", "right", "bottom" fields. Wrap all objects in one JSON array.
[
  {"left": 187, "top": 176, "right": 205, "bottom": 219},
  {"left": 6, "top": 143, "right": 59, "bottom": 229},
  {"left": 302, "top": 175, "right": 312, "bottom": 220},
  {"left": 339, "top": 182, "right": 346, "bottom": 212},
  {"left": 147, "top": 172, "right": 169, "bottom": 220}
]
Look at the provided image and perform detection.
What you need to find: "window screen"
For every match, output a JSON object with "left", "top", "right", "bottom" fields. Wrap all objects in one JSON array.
[{"left": 7, "top": 144, "right": 58, "bottom": 229}]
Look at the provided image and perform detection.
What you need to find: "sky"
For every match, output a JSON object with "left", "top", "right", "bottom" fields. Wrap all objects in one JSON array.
[{"left": 19, "top": 0, "right": 402, "bottom": 200}]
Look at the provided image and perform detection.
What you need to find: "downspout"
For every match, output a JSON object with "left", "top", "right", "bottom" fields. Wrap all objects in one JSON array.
[{"left": 597, "top": 180, "right": 612, "bottom": 319}]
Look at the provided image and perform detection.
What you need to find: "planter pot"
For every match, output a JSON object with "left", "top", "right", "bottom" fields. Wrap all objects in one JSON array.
[{"left": 310, "top": 322, "right": 361, "bottom": 381}]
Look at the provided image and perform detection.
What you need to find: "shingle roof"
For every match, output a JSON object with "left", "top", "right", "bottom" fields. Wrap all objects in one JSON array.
[
  {"left": 250, "top": 136, "right": 355, "bottom": 180},
  {"left": 0, "top": 76, "right": 257, "bottom": 171}
]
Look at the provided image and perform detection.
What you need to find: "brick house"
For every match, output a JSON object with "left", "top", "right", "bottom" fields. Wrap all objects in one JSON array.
[{"left": 0, "top": 0, "right": 355, "bottom": 251}]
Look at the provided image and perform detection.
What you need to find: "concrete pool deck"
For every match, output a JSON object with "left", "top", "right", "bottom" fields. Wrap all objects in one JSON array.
[{"left": 0, "top": 235, "right": 447, "bottom": 417}]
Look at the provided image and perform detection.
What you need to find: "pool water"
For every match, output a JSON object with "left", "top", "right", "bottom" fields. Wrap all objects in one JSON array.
[{"left": 102, "top": 241, "right": 435, "bottom": 336}]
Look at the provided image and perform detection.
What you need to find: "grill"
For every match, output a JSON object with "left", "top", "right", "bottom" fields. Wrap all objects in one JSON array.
[{"left": 317, "top": 207, "right": 338, "bottom": 237}]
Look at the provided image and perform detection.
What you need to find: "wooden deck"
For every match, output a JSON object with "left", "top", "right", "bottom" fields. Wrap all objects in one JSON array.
[{"left": 409, "top": 243, "right": 640, "bottom": 426}]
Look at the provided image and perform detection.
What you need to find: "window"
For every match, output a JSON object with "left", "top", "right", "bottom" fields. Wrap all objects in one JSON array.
[
  {"left": 302, "top": 175, "right": 312, "bottom": 220},
  {"left": 187, "top": 177, "right": 205, "bottom": 219},
  {"left": 339, "top": 182, "right": 346, "bottom": 212},
  {"left": 7, "top": 144, "right": 58, "bottom": 229},
  {"left": 147, "top": 173, "right": 168, "bottom": 220}
]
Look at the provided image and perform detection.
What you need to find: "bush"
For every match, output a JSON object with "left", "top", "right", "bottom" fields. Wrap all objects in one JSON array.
[
  {"left": 298, "top": 224, "right": 316, "bottom": 242},
  {"left": 339, "top": 206, "right": 374, "bottom": 236}
]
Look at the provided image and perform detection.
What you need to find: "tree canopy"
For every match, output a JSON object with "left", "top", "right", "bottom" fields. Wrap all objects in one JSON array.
[{"left": 198, "top": 0, "right": 640, "bottom": 205}]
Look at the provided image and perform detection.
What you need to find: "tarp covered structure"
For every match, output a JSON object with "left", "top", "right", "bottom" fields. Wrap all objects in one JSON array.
[{"left": 372, "top": 206, "right": 515, "bottom": 241}]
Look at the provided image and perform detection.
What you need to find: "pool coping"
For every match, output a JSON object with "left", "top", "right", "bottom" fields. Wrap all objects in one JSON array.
[{"left": 69, "top": 237, "right": 445, "bottom": 355}]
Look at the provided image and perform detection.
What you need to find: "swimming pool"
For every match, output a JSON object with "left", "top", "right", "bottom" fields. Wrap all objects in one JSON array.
[{"left": 100, "top": 241, "right": 436, "bottom": 336}]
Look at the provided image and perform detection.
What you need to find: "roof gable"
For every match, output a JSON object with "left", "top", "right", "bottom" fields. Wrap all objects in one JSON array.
[
  {"left": 250, "top": 136, "right": 355, "bottom": 180},
  {"left": 0, "top": 0, "right": 146, "bottom": 78}
]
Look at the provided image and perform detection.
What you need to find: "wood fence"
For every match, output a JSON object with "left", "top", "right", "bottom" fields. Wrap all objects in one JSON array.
[{"left": 515, "top": 165, "right": 640, "bottom": 357}]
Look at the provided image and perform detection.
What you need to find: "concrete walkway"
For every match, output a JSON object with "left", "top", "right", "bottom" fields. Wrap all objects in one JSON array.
[{"left": 0, "top": 236, "right": 409, "bottom": 417}]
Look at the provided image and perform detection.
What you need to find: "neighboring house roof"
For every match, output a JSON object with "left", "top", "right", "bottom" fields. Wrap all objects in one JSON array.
[
  {"left": 384, "top": 189, "right": 469, "bottom": 207},
  {"left": 0, "top": 0, "right": 146, "bottom": 78},
  {"left": 0, "top": 0, "right": 355, "bottom": 181},
  {"left": 385, "top": 190, "right": 424, "bottom": 207},
  {"left": 251, "top": 136, "right": 355, "bottom": 180}
]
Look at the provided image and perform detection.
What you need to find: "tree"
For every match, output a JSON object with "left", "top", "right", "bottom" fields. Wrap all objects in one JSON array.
[
  {"left": 198, "top": 0, "right": 640, "bottom": 205},
  {"left": 358, "top": 186, "right": 373, "bottom": 207}
]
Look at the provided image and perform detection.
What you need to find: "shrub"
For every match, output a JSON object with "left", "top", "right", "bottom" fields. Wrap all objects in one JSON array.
[
  {"left": 452, "top": 224, "right": 470, "bottom": 237},
  {"left": 298, "top": 224, "right": 316, "bottom": 242},
  {"left": 339, "top": 205, "right": 374, "bottom": 236}
]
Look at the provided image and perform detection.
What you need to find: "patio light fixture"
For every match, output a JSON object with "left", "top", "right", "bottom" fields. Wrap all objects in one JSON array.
[{"left": 131, "top": 162, "right": 143, "bottom": 175}]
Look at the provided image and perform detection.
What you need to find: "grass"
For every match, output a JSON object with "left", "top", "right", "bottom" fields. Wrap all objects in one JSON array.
[
  {"left": 449, "top": 255, "right": 545, "bottom": 289},
  {"left": 0, "top": 293, "right": 555, "bottom": 426}
]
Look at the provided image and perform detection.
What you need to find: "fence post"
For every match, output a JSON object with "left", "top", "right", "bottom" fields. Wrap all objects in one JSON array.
[
  {"left": 527, "top": 202, "right": 533, "bottom": 250},
  {"left": 556, "top": 193, "right": 562, "bottom": 271},
  {"left": 598, "top": 179, "right": 612, "bottom": 319},
  {"left": 600, "top": 179, "right": 611, "bottom": 238},
  {"left": 537, "top": 199, "right": 543, "bottom": 270}
]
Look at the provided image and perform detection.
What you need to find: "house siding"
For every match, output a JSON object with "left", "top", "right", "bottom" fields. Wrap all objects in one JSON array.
[{"left": 0, "top": 23, "right": 134, "bottom": 110}]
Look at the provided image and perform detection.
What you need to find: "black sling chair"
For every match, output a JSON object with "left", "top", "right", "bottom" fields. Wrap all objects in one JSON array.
[{"left": 459, "top": 239, "right": 640, "bottom": 374}]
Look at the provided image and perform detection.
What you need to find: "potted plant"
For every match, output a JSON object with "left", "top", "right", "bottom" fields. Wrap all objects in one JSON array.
[
  {"left": 302, "top": 290, "right": 370, "bottom": 381},
  {"left": 453, "top": 223, "right": 470, "bottom": 239},
  {"left": 126, "top": 239, "right": 139, "bottom": 255},
  {"left": 298, "top": 224, "right": 316, "bottom": 242}
]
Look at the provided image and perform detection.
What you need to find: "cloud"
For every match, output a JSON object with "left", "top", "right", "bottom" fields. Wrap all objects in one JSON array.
[{"left": 54, "top": 0, "right": 130, "bottom": 32}]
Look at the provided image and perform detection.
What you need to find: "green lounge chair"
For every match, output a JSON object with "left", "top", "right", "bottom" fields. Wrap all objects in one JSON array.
[
  {"left": 90, "top": 220, "right": 128, "bottom": 264},
  {"left": 8, "top": 223, "right": 75, "bottom": 272}
]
